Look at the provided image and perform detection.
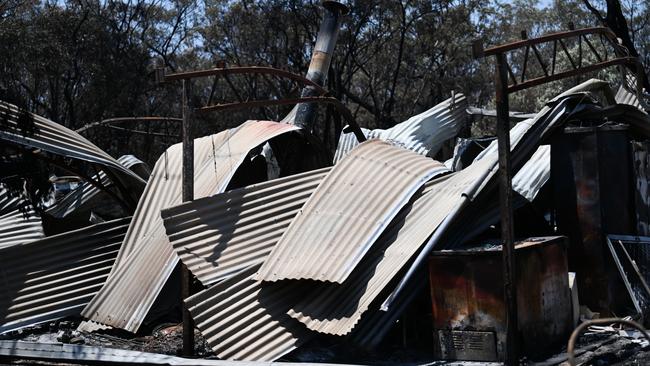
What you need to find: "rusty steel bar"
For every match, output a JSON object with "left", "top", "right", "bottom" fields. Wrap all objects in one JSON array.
[
  {"left": 163, "top": 66, "right": 328, "bottom": 95},
  {"left": 507, "top": 57, "right": 640, "bottom": 92},
  {"left": 484, "top": 27, "right": 618, "bottom": 56},
  {"left": 568, "top": 318, "right": 650, "bottom": 365},
  {"left": 495, "top": 52, "right": 518, "bottom": 366},
  {"left": 181, "top": 79, "right": 195, "bottom": 356},
  {"left": 521, "top": 45, "right": 530, "bottom": 82},
  {"left": 531, "top": 44, "right": 548, "bottom": 77},
  {"left": 293, "top": 1, "right": 348, "bottom": 131},
  {"left": 197, "top": 95, "right": 366, "bottom": 143}
]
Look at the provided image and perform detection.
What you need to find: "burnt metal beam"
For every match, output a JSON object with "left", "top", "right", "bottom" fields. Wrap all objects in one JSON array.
[
  {"left": 507, "top": 56, "right": 640, "bottom": 93},
  {"left": 483, "top": 27, "right": 617, "bottom": 56},
  {"left": 495, "top": 52, "right": 518, "bottom": 366},
  {"left": 181, "top": 79, "right": 195, "bottom": 356}
]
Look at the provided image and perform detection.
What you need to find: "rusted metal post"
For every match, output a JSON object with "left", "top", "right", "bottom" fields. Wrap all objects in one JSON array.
[
  {"left": 495, "top": 53, "right": 518, "bottom": 365},
  {"left": 181, "top": 78, "right": 195, "bottom": 356},
  {"left": 293, "top": 1, "right": 348, "bottom": 131}
]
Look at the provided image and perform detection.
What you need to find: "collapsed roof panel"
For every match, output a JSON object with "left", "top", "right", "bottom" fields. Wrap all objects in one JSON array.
[
  {"left": 256, "top": 139, "right": 449, "bottom": 284},
  {"left": 286, "top": 157, "right": 496, "bottom": 335},
  {"left": 162, "top": 167, "right": 331, "bottom": 286},
  {"left": 0, "top": 186, "right": 44, "bottom": 249},
  {"left": 0, "top": 217, "right": 129, "bottom": 333},
  {"left": 0, "top": 101, "right": 146, "bottom": 188},
  {"left": 81, "top": 121, "right": 299, "bottom": 333},
  {"left": 333, "top": 94, "right": 467, "bottom": 163},
  {"left": 185, "top": 265, "right": 311, "bottom": 361}
]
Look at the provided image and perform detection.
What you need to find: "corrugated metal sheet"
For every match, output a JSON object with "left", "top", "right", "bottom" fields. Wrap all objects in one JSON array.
[
  {"left": 45, "top": 155, "right": 149, "bottom": 219},
  {"left": 472, "top": 122, "right": 550, "bottom": 202},
  {"left": 0, "top": 185, "right": 44, "bottom": 249},
  {"left": 0, "top": 340, "right": 355, "bottom": 365},
  {"left": 81, "top": 121, "right": 299, "bottom": 333},
  {"left": 256, "top": 139, "right": 449, "bottom": 283},
  {"left": 0, "top": 218, "right": 129, "bottom": 333},
  {"left": 185, "top": 265, "right": 310, "bottom": 361},
  {"left": 512, "top": 145, "right": 550, "bottom": 202},
  {"left": 0, "top": 101, "right": 146, "bottom": 188},
  {"left": 161, "top": 168, "right": 331, "bottom": 287},
  {"left": 285, "top": 157, "right": 495, "bottom": 335},
  {"left": 616, "top": 85, "right": 644, "bottom": 110},
  {"left": 333, "top": 94, "right": 467, "bottom": 163}
]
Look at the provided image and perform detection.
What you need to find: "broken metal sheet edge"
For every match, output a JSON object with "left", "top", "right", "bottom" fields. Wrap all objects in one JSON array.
[
  {"left": 255, "top": 139, "right": 450, "bottom": 284},
  {"left": 0, "top": 101, "right": 146, "bottom": 187},
  {"left": 333, "top": 93, "right": 467, "bottom": 163},
  {"left": 81, "top": 121, "right": 299, "bottom": 333},
  {"left": 162, "top": 167, "right": 332, "bottom": 287},
  {"left": 0, "top": 217, "right": 130, "bottom": 334},
  {"left": 0, "top": 340, "right": 358, "bottom": 365}
]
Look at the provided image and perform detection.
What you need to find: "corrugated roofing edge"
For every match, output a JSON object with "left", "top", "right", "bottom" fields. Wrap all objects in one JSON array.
[{"left": 0, "top": 217, "right": 130, "bottom": 334}]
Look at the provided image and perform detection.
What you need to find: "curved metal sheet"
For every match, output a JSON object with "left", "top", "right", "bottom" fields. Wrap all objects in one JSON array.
[
  {"left": 0, "top": 101, "right": 146, "bottom": 187},
  {"left": 0, "top": 218, "right": 129, "bottom": 333},
  {"left": 256, "top": 139, "right": 448, "bottom": 283},
  {"left": 285, "top": 158, "right": 493, "bottom": 335},
  {"left": 333, "top": 94, "right": 467, "bottom": 163},
  {"left": 81, "top": 121, "right": 299, "bottom": 332},
  {"left": 162, "top": 168, "right": 330, "bottom": 286}
]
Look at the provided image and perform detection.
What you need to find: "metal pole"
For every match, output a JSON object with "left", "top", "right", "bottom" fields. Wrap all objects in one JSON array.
[
  {"left": 293, "top": 1, "right": 348, "bottom": 131},
  {"left": 495, "top": 52, "right": 518, "bottom": 365},
  {"left": 181, "top": 78, "right": 195, "bottom": 356}
]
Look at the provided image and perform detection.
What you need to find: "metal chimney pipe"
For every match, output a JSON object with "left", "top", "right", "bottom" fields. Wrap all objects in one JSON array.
[{"left": 293, "top": 1, "right": 348, "bottom": 131}]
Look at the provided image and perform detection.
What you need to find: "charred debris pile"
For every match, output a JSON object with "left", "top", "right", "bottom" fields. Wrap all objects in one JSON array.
[{"left": 3, "top": 2, "right": 650, "bottom": 366}]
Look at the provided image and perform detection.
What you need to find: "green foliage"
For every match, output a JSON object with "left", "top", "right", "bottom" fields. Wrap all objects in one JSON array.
[{"left": 0, "top": 0, "right": 646, "bottom": 164}]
